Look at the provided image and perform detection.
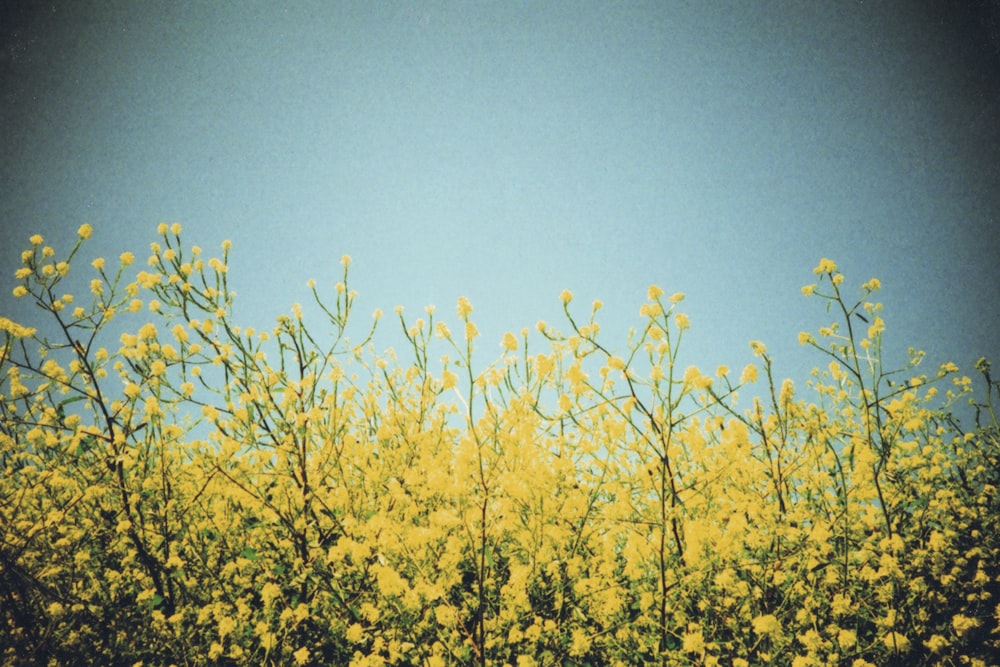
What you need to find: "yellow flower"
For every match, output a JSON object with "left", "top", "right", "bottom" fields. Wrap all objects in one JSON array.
[
  {"left": 674, "top": 313, "right": 690, "bottom": 330},
  {"left": 560, "top": 289, "right": 573, "bottom": 304},
  {"left": 813, "top": 257, "right": 837, "bottom": 274},
  {"left": 457, "top": 296, "right": 473, "bottom": 319},
  {"left": 647, "top": 285, "right": 663, "bottom": 300},
  {"left": 952, "top": 614, "right": 980, "bottom": 638},
  {"left": 801, "top": 284, "right": 816, "bottom": 296},
  {"left": 669, "top": 292, "right": 685, "bottom": 304},
  {"left": 30, "top": 234, "right": 44, "bottom": 245},
  {"left": 882, "top": 631, "right": 910, "bottom": 654},
  {"left": 740, "top": 363, "right": 758, "bottom": 384},
  {"left": 0, "top": 316, "right": 36, "bottom": 338},
  {"left": 798, "top": 331, "right": 814, "bottom": 345},
  {"left": 502, "top": 331, "right": 518, "bottom": 351},
  {"left": 345, "top": 622, "right": 364, "bottom": 643},
  {"left": 749, "top": 340, "right": 767, "bottom": 356},
  {"left": 293, "top": 647, "right": 310, "bottom": 666},
  {"left": 752, "top": 613, "right": 782, "bottom": 638},
  {"left": 170, "top": 222, "right": 182, "bottom": 235},
  {"left": 120, "top": 251, "right": 135, "bottom": 266},
  {"left": 464, "top": 321, "right": 479, "bottom": 340},
  {"left": 77, "top": 223, "right": 93, "bottom": 239},
  {"left": 12, "top": 285, "right": 28, "bottom": 298}
]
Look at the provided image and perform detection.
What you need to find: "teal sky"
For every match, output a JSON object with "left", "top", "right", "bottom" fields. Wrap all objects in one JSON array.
[{"left": 2, "top": 2, "right": 999, "bottom": 395}]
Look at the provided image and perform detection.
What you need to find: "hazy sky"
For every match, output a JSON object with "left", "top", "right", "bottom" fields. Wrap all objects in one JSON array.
[{"left": 2, "top": 1, "right": 999, "bottom": 398}]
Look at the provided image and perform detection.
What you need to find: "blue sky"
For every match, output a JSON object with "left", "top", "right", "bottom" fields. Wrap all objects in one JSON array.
[{"left": 2, "top": 1, "right": 999, "bottom": 401}]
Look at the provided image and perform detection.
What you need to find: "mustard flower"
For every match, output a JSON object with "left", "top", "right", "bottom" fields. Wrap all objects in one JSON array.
[
  {"left": 293, "top": 648, "right": 310, "bottom": 666},
  {"left": 560, "top": 289, "right": 573, "bottom": 304},
  {"left": 0, "top": 316, "right": 36, "bottom": 338},
  {"left": 669, "top": 292, "right": 685, "bottom": 304},
  {"left": 752, "top": 613, "right": 782, "bottom": 638},
  {"left": 502, "top": 331, "right": 518, "bottom": 351},
  {"left": 750, "top": 340, "right": 767, "bottom": 356},
  {"left": 77, "top": 223, "right": 93, "bottom": 239},
  {"left": 952, "top": 614, "right": 980, "bottom": 637},
  {"left": 801, "top": 284, "right": 816, "bottom": 296},
  {"left": 647, "top": 284, "right": 663, "bottom": 300},
  {"left": 30, "top": 234, "right": 44, "bottom": 245},
  {"left": 740, "top": 363, "right": 758, "bottom": 384},
  {"left": 170, "top": 222, "right": 182, "bottom": 235},
  {"left": 813, "top": 257, "right": 837, "bottom": 274},
  {"left": 882, "top": 632, "right": 910, "bottom": 653},
  {"left": 674, "top": 312, "right": 690, "bottom": 330},
  {"left": 120, "top": 251, "right": 134, "bottom": 266},
  {"left": 464, "top": 321, "right": 479, "bottom": 340},
  {"left": 12, "top": 285, "right": 27, "bottom": 298},
  {"left": 457, "top": 296, "right": 473, "bottom": 319}
]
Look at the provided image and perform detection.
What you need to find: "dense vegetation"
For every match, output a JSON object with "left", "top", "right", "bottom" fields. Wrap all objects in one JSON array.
[{"left": 2, "top": 225, "right": 998, "bottom": 666}]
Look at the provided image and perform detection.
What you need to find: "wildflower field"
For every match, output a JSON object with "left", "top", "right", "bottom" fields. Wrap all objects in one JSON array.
[{"left": 1, "top": 225, "right": 998, "bottom": 666}]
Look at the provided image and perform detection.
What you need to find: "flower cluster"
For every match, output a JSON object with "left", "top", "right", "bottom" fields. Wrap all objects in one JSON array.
[{"left": 1, "top": 228, "right": 997, "bottom": 666}]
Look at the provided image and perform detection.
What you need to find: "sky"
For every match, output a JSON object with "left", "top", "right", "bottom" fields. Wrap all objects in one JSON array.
[{"left": 2, "top": 1, "right": 999, "bottom": 409}]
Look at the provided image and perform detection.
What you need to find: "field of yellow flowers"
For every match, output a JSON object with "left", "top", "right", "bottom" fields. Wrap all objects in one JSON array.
[{"left": 2, "top": 225, "right": 998, "bottom": 666}]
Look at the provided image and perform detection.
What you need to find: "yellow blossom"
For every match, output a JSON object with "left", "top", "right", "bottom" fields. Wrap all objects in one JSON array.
[
  {"left": 813, "top": 257, "right": 837, "bottom": 274},
  {"left": 647, "top": 285, "right": 663, "bottom": 300},
  {"left": 12, "top": 285, "right": 28, "bottom": 298},
  {"left": 77, "top": 223, "right": 93, "bottom": 239},
  {"left": 0, "top": 316, "right": 36, "bottom": 338},
  {"left": 502, "top": 331, "right": 518, "bottom": 351},
  {"left": 346, "top": 622, "right": 364, "bottom": 643},
  {"left": 457, "top": 296, "right": 473, "bottom": 319},
  {"left": 120, "top": 251, "right": 135, "bottom": 266},
  {"left": 560, "top": 289, "right": 573, "bottom": 304},
  {"left": 30, "top": 234, "right": 44, "bottom": 245}
]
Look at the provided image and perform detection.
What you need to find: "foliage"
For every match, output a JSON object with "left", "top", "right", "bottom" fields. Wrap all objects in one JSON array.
[{"left": 1, "top": 225, "right": 998, "bottom": 667}]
